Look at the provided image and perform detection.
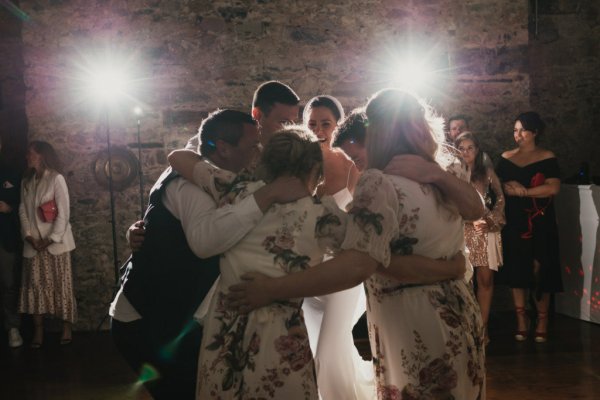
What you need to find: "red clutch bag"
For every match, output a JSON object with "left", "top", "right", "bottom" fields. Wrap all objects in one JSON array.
[{"left": 38, "top": 199, "right": 58, "bottom": 223}]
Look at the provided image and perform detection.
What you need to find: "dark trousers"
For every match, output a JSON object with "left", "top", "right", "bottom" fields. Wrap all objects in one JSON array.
[
  {"left": 111, "top": 317, "right": 202, "bottom": 400},
  {"left": 0, "top": 245, "right": 20, "bottom": 330}
]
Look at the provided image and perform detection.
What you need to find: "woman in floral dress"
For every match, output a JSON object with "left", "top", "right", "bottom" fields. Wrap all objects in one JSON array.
[
  {"left": 229, "top": 90, "right": 485, "bottom": 399},
  {"left": 191, "top": 128, "right": 344, "bottom": 399}
]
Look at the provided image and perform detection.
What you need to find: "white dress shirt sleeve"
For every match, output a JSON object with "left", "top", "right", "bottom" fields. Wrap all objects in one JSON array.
[{"left": 163, "top": 177, "right": 263, "bottom": 258}]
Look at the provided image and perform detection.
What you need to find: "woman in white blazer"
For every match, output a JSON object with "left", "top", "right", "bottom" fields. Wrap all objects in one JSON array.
[{"left": 18, "top": 141, "right": 76, "bottom": 348}]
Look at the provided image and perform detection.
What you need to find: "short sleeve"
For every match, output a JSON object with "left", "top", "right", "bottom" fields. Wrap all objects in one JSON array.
[
  {"left": 543, "top": 158, "right": 560, "bottom": 180},
  {"left": 230, "top": 181, "right": 266, "bottom": 205},
  {"left": 315, "top": 196, "right": 348, "bottom": 257},
  {"left": 341, "top": 169, "right": 400, "bottom": 267},
  {"left": 192, "top": 159, "right": 237, "bottom": 203}
]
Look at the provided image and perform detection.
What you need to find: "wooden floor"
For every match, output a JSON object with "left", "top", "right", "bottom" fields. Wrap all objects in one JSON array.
[{"left": 1, "top": 311, "right": 599, "bottom": 400}]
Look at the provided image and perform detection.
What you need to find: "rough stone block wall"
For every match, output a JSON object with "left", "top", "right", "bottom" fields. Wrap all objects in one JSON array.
[
  {"left": 13, "top": 0, "right": 534, "bottom": 329},
  {"left": 528, "top": 0, "right": 600, "bottom": 180},
  {"left": 0, "top": 5, "right": 28, "bottom": 170}
]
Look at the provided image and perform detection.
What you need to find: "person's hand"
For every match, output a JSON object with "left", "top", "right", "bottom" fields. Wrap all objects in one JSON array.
[
  {"left": 383, "top": 154, "right": 444, "bottom": 184},
  {"left": 473, "top": 219, "right": 489, "bottom": 234},
  {"left": 37, "top": 238, "right": 53, "bottom": 251},
  {"left": 126, "top": 220, "right": 145, "bottom": 252},
  {"left": 26, "top": 236, "right": 46, "bottom": 252},
  {"left": 227, "top": 272, "right": 275, "bottom": 313},
  {"left": 503, "top": 181, "right": 527, "bottom": 197},
  {"left": 25, "top": 236, "right": 36, "bottom": 248},
  {"left": 0, "top": 201, "right": 11, "bottom": 213},
  {"left": 448, "top": 251, "right": 466, "bottom": 280}
]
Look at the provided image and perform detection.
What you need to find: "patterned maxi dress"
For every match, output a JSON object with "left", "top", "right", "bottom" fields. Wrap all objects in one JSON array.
[
  {"left": 194, "top": 172, "right": 348, "bottom": 399},
  {"left": 342, "top": 169, "right": 486, "bottom": 400}
]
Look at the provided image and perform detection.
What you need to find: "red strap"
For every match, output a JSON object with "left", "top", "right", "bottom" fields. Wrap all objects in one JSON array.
[{"left": 521, "top": 197, "right": 550, "bottom": 239}]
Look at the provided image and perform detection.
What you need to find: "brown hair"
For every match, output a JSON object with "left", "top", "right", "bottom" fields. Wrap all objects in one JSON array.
[
  {"left": 455, "top": 131, "right": 486, "bottom": 184},
  {"left": 255, "top": 125, "right": 323, "bottom": 185},
  {"left": 25, "top": 140, "right": 62, "bottom": 179},
  {"left": 365, "top": 89, "right": 458, "bottom": 217},
  {"left": 365, "top": 89, "right": 445, "bottom": 170}
]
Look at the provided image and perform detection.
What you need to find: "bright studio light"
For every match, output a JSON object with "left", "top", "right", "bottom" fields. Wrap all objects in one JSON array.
[
  {"left": 373, "top": 41, "right": 447, "bottom": 96},
  {"left": 72, "top": 48, "right": 144, "bottom": 114},
  {"left": 133, "top": 106, "right": 143, "bottom": 116},
  {"left": 87, "top": 66, "right": 130, "bottom": 104},
  {"left": 391, "top": 59, "right": 434, "bottom": 91}
]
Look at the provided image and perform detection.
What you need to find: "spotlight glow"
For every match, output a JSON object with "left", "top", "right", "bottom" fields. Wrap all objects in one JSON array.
[
  {"left": 391, "top": 58, "right": 434, "bottom": 91},
  {"left": 370, "top": 39, "right": 450, "bottom": 98},
  {"left": 87, "top": 67, "right": 130, "bottom": 104},
  {"left": 71, "top": 47, "right": 148, "bottom": 117}
]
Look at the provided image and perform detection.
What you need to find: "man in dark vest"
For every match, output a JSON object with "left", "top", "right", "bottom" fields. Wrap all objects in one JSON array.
[{"left": 110, "top": 109, "right": 307, "bottom": 399}]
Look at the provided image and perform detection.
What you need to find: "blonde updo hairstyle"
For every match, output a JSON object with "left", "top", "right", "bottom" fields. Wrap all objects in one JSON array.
[{"left": 255, "top": 125, "right": 324, "bottom": 186}]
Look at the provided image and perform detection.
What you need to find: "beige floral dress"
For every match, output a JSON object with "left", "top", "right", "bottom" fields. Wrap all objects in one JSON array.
[
  {"left": 192, "top": 160, "right": 348, "bottom": 399},
  {"left": 341, "top": 169, "right": 486, "bottom": 400}
]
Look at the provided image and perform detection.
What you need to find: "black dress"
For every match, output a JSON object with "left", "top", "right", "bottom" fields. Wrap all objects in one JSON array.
[{"left": 496, "top": 157, "right": 563, "bottom": 293}]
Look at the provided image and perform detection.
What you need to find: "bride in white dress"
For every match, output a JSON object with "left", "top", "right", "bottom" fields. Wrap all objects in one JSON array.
[{"left": 302, "top": 95, "right": 374, "bottom": 400}]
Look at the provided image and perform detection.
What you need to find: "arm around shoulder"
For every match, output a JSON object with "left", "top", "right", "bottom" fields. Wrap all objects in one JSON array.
[{"left": 168, "top": 149, "right": 201, "bottom": 182}]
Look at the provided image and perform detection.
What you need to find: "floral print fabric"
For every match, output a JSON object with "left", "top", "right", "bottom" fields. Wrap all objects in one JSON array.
[
  {"left": 196, "top": 176, "right": 348, "bottom": 399},
  {"left": 341, "top": 169, "right": 486, "bottom": 400}
]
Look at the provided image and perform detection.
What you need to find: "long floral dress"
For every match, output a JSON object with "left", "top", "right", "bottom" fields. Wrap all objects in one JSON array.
[
  {"left": 342, "top": 169, "right": 486, "bottom": 400},
  {"left": 464, "top": 168, "right": 505, "bottom": 270},
  {"left": 192, "top": 161, "right": 348, "bottom": 399}
]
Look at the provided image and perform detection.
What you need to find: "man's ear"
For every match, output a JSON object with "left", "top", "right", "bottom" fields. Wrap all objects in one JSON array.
[
  {"left": 214, "top": 139, "right": 231, "bottom": 159},
  {"left": 251, "top": 107, "right": 262, "bottom": 122}
]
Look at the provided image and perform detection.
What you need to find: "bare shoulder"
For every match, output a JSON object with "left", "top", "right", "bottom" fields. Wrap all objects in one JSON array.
[
  {"left": 501, "top": 148, "right": 518, "bottom": 159},
  {"left": 537, "top": 148, "right": 556, "bottom": 159}
]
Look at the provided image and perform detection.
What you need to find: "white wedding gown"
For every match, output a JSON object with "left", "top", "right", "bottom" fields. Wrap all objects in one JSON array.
[{"left": 302, "top": 187, "right": 376, "bottom": 400}]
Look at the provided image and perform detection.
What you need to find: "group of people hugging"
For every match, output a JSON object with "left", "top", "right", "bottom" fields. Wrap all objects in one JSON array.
[{"left": 108, "top": 80, "right": 562, "bottom": 400}]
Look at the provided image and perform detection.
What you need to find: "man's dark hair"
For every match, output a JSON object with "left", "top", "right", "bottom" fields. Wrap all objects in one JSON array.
[
  {"left": 252, "top": 81, "right": 300, "bottom": 116},
  {"left": 448, "top": 114, "right": 470, "bottom": 127},
  {"left": 333, "top": 109, "right": 367, "bottom": 147},
  {"left": 199, "top": 109, "right": 256, "bottom": 156}
]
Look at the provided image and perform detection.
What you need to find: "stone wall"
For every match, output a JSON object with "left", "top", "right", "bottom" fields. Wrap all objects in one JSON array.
[
  {"left": 14, "top": 0, "right": 534, "bottom": 329},
  {"left": 0, "top": 1, "right": 28, "bottom": 170},
  {"left": 528, "top": 0, "right": 600, "bottom": 180}
]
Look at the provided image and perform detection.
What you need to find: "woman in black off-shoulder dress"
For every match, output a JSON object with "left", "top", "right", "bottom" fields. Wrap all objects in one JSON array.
[{"left": 496, "top": 111, "right": 563, "bottom": 344}]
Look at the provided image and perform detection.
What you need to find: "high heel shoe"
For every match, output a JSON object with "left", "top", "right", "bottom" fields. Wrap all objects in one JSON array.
[
  {"left": 534, "top": 311, "right": 548, "bottom": 343},
  {"left": 514, "top": 307, "right": 529, "bottom": 341}
]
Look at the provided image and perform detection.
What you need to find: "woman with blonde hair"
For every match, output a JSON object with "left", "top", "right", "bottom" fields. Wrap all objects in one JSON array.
[
  {"left": 18, "top": 140, "right": 76, "bottom": 348},
  {"left": 229, "top": 89, "right": 485, "bottom": 399}
]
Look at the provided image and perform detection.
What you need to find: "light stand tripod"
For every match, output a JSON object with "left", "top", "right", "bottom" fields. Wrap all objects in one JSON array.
[
  {"left": 96, "top": 109, "right": 121, "bottom": 331},
  {"left": 134, "top": 107, "right": 144, "bottom": 217}
]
